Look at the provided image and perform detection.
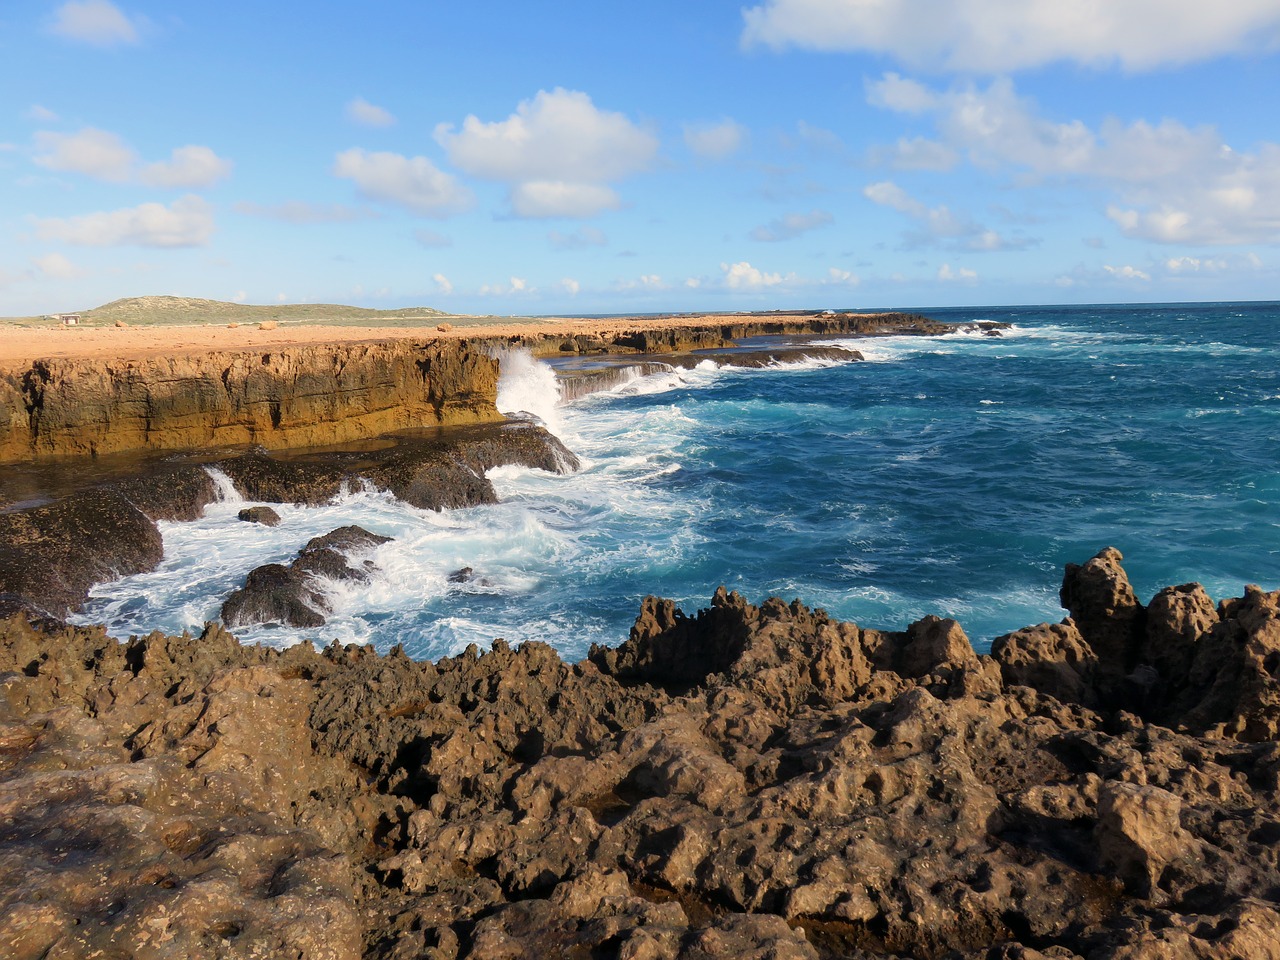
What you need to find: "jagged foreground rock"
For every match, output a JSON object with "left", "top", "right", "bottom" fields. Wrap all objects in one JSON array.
[{"left": 2, "top": 548, "right": 1279, "bottom": 959}]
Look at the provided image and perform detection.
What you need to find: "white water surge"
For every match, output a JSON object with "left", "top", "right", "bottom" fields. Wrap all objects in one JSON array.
[{"left": 70, "top": 349, "right": 721, "bottom": 657}]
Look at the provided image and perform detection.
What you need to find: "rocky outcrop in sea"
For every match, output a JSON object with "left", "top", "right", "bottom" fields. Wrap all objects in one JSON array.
[
  {"left": 0, "top": 420, "right": 578, "bottom": 619},
  {"left": 2, "top": 548, "right": 1277, "bottom": 959}
]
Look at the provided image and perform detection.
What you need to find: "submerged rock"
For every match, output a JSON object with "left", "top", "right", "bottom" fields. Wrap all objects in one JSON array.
[
  {"left": 238, "top": 505, "right": 282, "bottom": 526},
  {"left": 2, "top": 549, "right": 1279, "bottom": 959}
]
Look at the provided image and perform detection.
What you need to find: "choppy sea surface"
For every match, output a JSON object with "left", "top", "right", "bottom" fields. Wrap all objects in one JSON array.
[{"left": 73, "top": 302, "right": 1280, "bottom": 659}]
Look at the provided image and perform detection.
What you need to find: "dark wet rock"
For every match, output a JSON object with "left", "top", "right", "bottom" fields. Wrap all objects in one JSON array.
[
  {"left": 0, "top": 490, "right": 162, "bottom": 618},
  {"left": 215, "top": 420, "right": 577, "bottom": 512},
  {"left": 222, "top": 562, "right": 325, "bottom": 628},
  {"left": 111, "top": 462, "right": 220, "bottom": 521},
  {"left": 4, "top": 549, "right": 1280, "bottom": 959},
  {"left": 0, "top": 419, "right": 578, "bottom": 615},
  {"left": 238, "top": 504, "right": 282, "bottom": 526},
  {"left": 364, "top": 422, "right": 578, "bottom": 511},
  {"left": 221, "top": 525, "right": 391, "bottom": 628},
  {"left": 448, "top": 566, "right": 474, "bottom": 583},
  {"left": 0, "top": 461, "right": 226, "bottom": 619},
  {"left": 219, "top": 448, "right": 349, "bottom": 505}
]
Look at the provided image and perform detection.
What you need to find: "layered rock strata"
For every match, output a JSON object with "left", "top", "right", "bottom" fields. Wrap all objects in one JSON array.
[
  {"left": 520, "top": 313, "right": 993, "bottom": 358},
  {"left": 2, "top": 549, "right": 1278, "bottom": 959},
  {"left": 0, "top": 339, "right": 501, "bottom": 463}
]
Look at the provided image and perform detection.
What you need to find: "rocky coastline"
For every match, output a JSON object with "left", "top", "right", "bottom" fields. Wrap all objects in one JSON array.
[
  {"left": 0, "top": 312, "right": 984, "bottom": 465},
  {"left": 10, "top": 312, "right": 1272, "bottom": 958},
  {"left": 2, "top": 548, "right": 1279, "bottom": 958},
  {"left": 0, "top": 311, "right": 989, "bottom": 622}
]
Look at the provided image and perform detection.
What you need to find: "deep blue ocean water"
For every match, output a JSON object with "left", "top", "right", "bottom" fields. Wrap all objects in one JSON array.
[{"left": 74, "top": 302, "right": 1280, "bottom": 658}]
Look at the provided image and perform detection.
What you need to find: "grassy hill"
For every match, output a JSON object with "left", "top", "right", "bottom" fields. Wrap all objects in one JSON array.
[{"left": 5, "top": 296, "right": 453, "bottom": 327}]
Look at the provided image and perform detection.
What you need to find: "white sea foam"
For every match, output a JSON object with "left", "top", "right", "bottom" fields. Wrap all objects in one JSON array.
[
  {"left": 496, "top": 348, "right": 564, "bottom": 432},
  {"left": 203, "top": 466, "right": 244, "bottom": 505},
  {"left": 71, "top": 350, "right": 713, "bottom": 658}
]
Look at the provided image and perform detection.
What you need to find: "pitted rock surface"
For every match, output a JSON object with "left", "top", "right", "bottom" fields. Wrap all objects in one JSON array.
[{"left": 2, "top": 548, "right": 1278, "bottom": 959}]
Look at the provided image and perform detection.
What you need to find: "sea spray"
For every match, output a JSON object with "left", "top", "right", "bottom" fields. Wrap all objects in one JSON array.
[
  {"left": 495, "top": 349, "right": 564, "bottom": 434},
  {"left": 203, "top": 465, "right": 245, "bottom": 505},
  {"left": 557, "top": 362, "right": 676, "bottom": 403}
]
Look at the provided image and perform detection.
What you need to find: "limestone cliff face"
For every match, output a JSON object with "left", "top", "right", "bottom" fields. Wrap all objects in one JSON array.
[{"left": 0, "top": 339, "right": 500, "bottom": 462}]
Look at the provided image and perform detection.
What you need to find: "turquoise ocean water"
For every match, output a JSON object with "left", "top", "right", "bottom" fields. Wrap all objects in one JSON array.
[{"left": 74, "top": 302, "right": 1280, "bottom": 658}]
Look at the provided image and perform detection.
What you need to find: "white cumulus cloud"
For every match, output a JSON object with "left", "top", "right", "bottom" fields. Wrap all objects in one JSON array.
[
  {"left": 432, "top": 273, "right": 453, "bottom": 295},
  {"left": 435, "top": 88, "right": 656, "bottom": 218},
  {"left": 867, "top": 75, "right": 1280, "bottom": 245},
  {"left": 868, "top": 136, "right": 958, "bottom": 172},
  {"left": 236, "top": 201, "right": 375, "bottom": 224},
  {"left": 1103, "top": 264, "right": 1151, "bottom": 281},
  {"left": 51, "top": 0, "right": 141, "bottom": 47},
  {"left": 33, "top": 195, "right": 215, "bottom": 247},
  {"left": 827, "top": 267, "right": 860, "bottom": 285},
  {"left": 510, "top": 181, "right": 620, "bottom": 219},
  {"left": 333, "top": 148, "right": 472, "bottom": 218},
  {"left": 479, "top": 277, "right": 530, "bottom": 296},
  {"left": 864, "top": 180, "right": 1024, "bottom": 250},
  {"left": 721, "top": 261, "right": 785, "bottom": 289},
  {"left": 34, "top": 127, "right": 232, "bottom": 188},
  {"left": 750, "top": 209, "right": 833, "bottom": 242},
  {"left": 34, "top": 127, "right": 135, "bottom": 182},
  {"left": 1163, "top": 256, "right": 1230, "bottom": 273},
  {"left": 684, "top": 118, "right": 747, "bottom": 160},
  {"left": 866, "top": 73, "right": 938, "bottom": 114},
  {"left": 26, "top": 105, "right": 60, "bottom": 123},
  {"left": 938, "top": 263, "right": 978, "bottom": 282},
  {"left": 616, "top": 274, "right": 666, "bottom": 291},
  {"left": 141, "top": 145, "right": 233, "bottom": 188},
  {"left": 346, "top": 97, "right": 396, "bottom": 128},
  {"left": 560, "top": 278, "right": 581, "bottom": 296},
  {"left": 741, "top": 0, "right": 1280, "bottom": 72}
]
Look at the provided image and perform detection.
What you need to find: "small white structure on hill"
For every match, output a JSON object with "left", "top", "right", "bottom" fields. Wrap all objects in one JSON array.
[{"left": 51, "top": 314, "right": 81, "bottom": 325}]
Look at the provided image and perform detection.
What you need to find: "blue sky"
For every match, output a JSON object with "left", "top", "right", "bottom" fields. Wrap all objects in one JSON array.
[{"left": 2, "top": 0, "right": 1278, "bottom": 315}]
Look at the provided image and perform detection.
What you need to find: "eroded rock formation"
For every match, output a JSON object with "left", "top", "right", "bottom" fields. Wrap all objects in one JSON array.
[{"left": 2, "top": 548, "right": 1278, "bottom": 958}]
